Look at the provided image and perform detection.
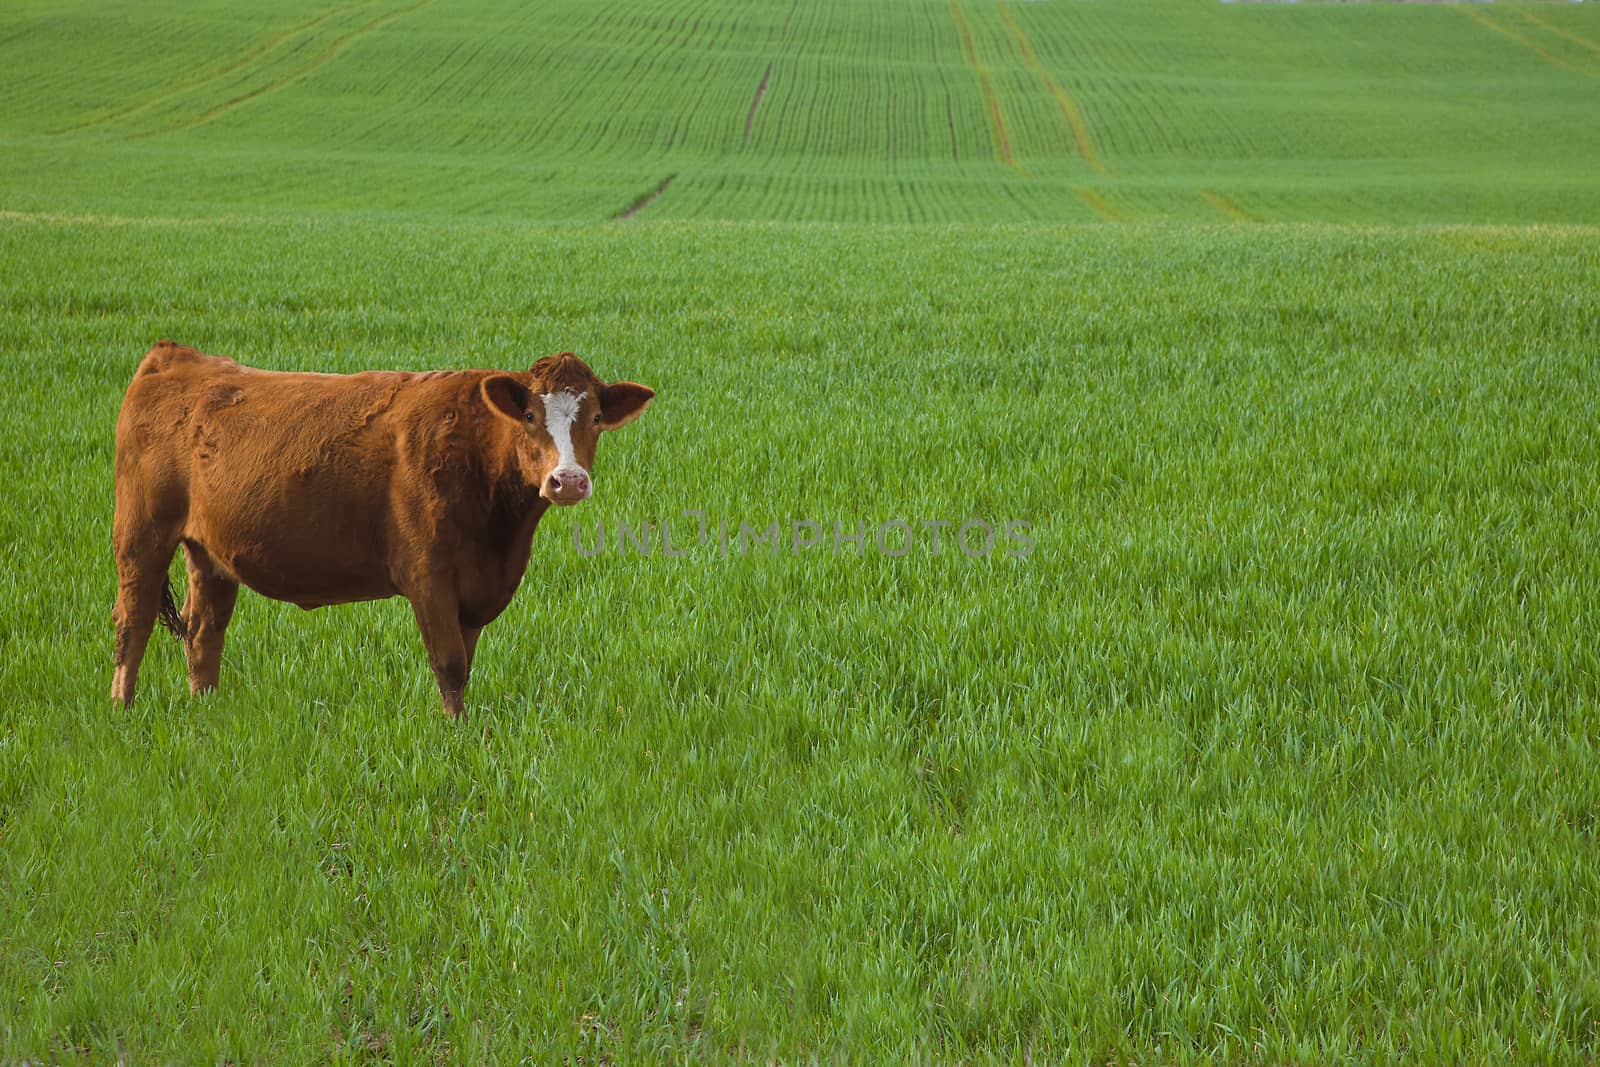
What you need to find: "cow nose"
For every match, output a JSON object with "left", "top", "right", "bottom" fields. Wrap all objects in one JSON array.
[{"left": 545, "top": 467, "right": 591, "bottom": 503}]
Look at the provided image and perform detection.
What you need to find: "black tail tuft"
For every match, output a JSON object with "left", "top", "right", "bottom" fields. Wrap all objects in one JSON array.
[{"left": 158, "top": 578, "right": 186, "bottom": 640}]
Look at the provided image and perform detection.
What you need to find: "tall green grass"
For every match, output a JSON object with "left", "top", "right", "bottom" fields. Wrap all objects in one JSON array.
[{"left": 3, "top": 215, "right": 1598, "bottom": 1061}]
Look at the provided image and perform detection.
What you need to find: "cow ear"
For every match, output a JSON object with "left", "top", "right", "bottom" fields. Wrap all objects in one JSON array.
[
  {"left": 598, "top": 381, "right": 654, "bottom": 430},
  {"left": 482, "top": 375, "right": 532, "bottom": 425}
]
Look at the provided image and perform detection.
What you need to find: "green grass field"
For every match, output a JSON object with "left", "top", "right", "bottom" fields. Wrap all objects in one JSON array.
[
  {"left": 3, "top": 0, "right": 1600, "bottom": 1063},
  {"left": 2, "top": 0, "right": 1599, "bottom": 222}
]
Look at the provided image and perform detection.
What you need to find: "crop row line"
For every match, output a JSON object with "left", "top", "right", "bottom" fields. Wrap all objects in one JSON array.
[
  {"left": 922, "top": 6, "right": 960, "bottom": 163},
  {"left": 516, "top": 3, "right": 691, "bottom": 154},
  {"left": 588, "top": 0, "right": 755, "bottom": 157}
]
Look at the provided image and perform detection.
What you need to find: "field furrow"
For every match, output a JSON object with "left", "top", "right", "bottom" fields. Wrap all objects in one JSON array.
[
  {"left": 584, "top": 2, "right": 758, "bottom": 157},
  {"left": 744, "top": 64, "right": 772, "bottom": 147},
  {"left": 613, "top": 173, "right": 676, "bottom": 219},
  {"left": 736, "top": 0, "right": 821, "bottom": 157},
  {"left": 519, "top": 3, "right": 700, "bottom": 154},
  {"left": 1202, "top": 189, "right": 1255, "bottom": 223}
]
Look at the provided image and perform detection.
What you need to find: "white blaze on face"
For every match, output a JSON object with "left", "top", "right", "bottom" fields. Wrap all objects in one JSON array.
[{"left": 541, "top": 389, "right": 588, "bottom": 476}]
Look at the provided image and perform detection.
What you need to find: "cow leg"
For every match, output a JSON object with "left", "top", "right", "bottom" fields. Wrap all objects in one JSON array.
[
  {"left": 111, "top": 526, "right": 180, "bottom": 709},
  {"left": 462, "top": 624, "right": 484, "bottom": 673},
  {"left": 409, "top": 594, "right": 469, "bottom": 719},
  {"left": 181, "top": 543, "right": 239, "bottom": 694}
]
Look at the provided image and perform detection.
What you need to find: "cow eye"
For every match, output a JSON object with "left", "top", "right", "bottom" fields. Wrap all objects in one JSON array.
[
  {"left": 524, "top": 410, "right": 536, "bottom": 423},
  {"left": 593, "top": 413, "right": 602, "bottom": 425}
]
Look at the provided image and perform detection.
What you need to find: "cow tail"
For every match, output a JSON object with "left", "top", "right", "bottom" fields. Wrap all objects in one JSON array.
[{"left": 158, "top": 578, "right": 186, "bottom": 640}]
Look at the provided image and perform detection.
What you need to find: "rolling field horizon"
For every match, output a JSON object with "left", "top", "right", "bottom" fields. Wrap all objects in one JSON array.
[
  {"left": 3, "top": 0, "right": 1599, "bottom": 1062},
  {"left": 2, "top": 0, "right": 1599, "bottom": 223}
]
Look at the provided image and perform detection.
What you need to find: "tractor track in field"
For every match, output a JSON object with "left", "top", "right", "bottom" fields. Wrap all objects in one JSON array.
[
  {"left": 52, "top": 0, "right": 379, "bottom": 134},
  {"left": 1202, "top": 190, "right": 1255, "bottom": 223},
  {"left": 1511, "top": 7, "right": 1600, "bottom": 59},
  {"left": 1074, "top": 186, "right": 1122, "bottom": 222},
  {"left": 151, "top": 0, "right": 434, "bottom": 134},
  {"left": 1458, "top": 6, "right": 1599, "bottom": 79},
  {"left": 614, "top": 174, "right": 676, "bottom": 219},
  {"left": 949, "top": 0, "right": 1022, "bottom": 175},
  {"left": 995, "top": 0, "right": 1111, "bottom": 176}
]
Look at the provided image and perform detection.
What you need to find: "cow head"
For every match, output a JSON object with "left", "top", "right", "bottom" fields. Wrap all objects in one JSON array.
[{"left": 481, "top": 352, "right": 653, "bottom": 506}]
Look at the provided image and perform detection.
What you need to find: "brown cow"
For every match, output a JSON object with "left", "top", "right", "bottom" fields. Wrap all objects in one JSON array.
[{"left": 111, "top": 341, "right": 653, "bottom": 717}]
